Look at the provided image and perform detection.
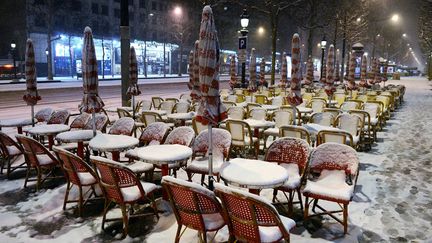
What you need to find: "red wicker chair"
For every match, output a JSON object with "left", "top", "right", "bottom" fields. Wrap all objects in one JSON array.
[
  {"left": 108, "top": 117, "right": 135, "bottom": 136},
  {"left": 162, "top": 176, "right": 226, "bottom": 243},
  {"left": 47, "top": 109, "right": 70, "bottom": 125},
  {"left": 34, "top": 107, "right": 54, "bottom": 123},
  {"left": 90, "top": 156, "right": 160, "bottom": 239},
  {"left": 265, "top": 137, "right": 311, "bottom": 217},
  {"left": 185, "top": 128, "right": 231, "bottom": 186},
  {"left": 83, "top": 113, "right": 108, "bottom": 132},
  {"left": 70, "top": 113, "right": 91, "bottom": 129},
  {"left": 53, "top": 147, "right": 100, "bottom": 216},
  {"left": 215, "top": 183, "right": 295, "bottom": 243},
  {"left": 302, "top": 142, "right": 359, "bottom": 234},
  {"left": 0, "top": 131, "right": 25, "bottom": 178},
  {"left": 15, "top": 135, "right": 63, "bottom": 191}
]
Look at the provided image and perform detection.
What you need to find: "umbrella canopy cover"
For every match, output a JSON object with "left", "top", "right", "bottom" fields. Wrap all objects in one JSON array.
[
  {"left": 320, "top": 59, "right": 327, "bottom": 84},
  {"left": 324, "top": 44, "right": 336, "bottom": 96},
  {"left": 191, "top": 40, "right": 201, "bottom": 101},
  {"left": 280, "top": 52, "right": 287, "bottom": 88},
  {"left": 382, "top": 61, "right": 388, "bottom": 82},
  {"left": 259, "top": 58, "right": 267, "bottom": 87},
  {"left": 248, "top": 48, "right": 257, "bottom": 92},
  {"left": 187, "top": 50, "right": 194, "bottom": 90},
  {"left": 195, "top": 6, "right": 227, "bottom": 126},
  {"left": 359, "top": 54, "right": 368, "bottom": 87},
  {"left": 127, "top": 46, "right": 141, "bottom": 96},
  {"left": 347, "top": 51, "right": 357, "bottom": 91},
  {"left": 229, "top": 55, "right": 237, "bottom": 89},
  {"left": 334, "top": 60, "right": 341, "bottom": 82},
  {"left": 286, "top": 33, "right": 303, "bottom": 106},
  {"left": 303, "top": 56, "right": 314, "bottom": 85},
  {"left": 23, "top": 39, "right": 41, "bottom": 106},
  {"left": 374, "top": 58, "right": 382, "bottom": 84},
  {"left": 79, "top": 27, "right": 105, "bottom": 113}
]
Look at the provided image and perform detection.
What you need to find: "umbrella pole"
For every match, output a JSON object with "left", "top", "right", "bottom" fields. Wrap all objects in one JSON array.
[
  {"left": 292, "top": 106, "right": 297, "bottom": 126},
  {"left": 208, "top": 123, "right": 214, "bottom": 191},
  {"left": 31, "top": 105, "right": 35, "bottom": 127},
  {"left": 92, "top": 111, "right": 96, "bottom": 137},
  {"left": 132, "top": 95, "right": 135, "bottom": 119}
]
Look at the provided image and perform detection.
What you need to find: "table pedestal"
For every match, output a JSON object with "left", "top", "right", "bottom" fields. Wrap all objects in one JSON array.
[
  {"left": 48, "top": 135, "right": 54, "bottom": 150},
  {"left": 111, "top": 151, "right": 120, "bottom": 161},
  {"left": 161, "top": 164, "right": 169, "bottom": 200},
  {"left": 249, "top": 189, "right": 260, "bottom": 195},
  {"left": 17, "top": 127, "right": 23, "bottom": 134},
  {"left": 77, "top": 142, "right": 84, "bottom": 159}
]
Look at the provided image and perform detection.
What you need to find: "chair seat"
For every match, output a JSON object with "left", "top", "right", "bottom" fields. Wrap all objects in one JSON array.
[
  {"left": 347, "top": 135, "right": 360, "bottom": 145},
  {"left": 303, "top": 169, "right": 354, "bottom": 202},
  {"left": 77, "top": 172, "right": 97, "bottom": 185},
  {"left": 6, "top": 145, "right": 22, "bottom": 156},
  {"left": 125, "top": 161, "right": 154, "bottom": 174},
  {"left": 232, "top": 137, "right": 258, "bottom": 146},
  {"left": 202, "top": 212, "right": 225, "bottom": 231},
  {"left": 278, "top": 163, "right": 301, "bottom": 190},
  {"left": 264, "top": 127, "right": 279, "bottom": 137},
  {"left": 258, "top": 215, "right": 296, "bottom": 242},
  {"left": 36, "top": 153, "right": 57, "bottom": 166},
  {"left": 120, "top": 181, "right": 159, "bottom": 202},
  {"left": 186, "top": 157, "right": 224, "bottom": 173},
  {"left": 370, "top": 118, "right": 379, "bottom": 125}
]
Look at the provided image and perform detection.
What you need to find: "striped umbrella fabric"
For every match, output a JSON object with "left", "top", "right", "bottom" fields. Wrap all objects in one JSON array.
[
  {"left": 382, "top": 61, "right": 388, "bottom": 83},
  {"left": 286, "top": 33, "right": 303, "bottom": 106},
  {"left": 191, "top": 40, "right": 201, "bottom": 101},
  {"left": 369, "top": 58, "right": 376, "bottom": 85},
  {"left": 187, "top": 49, "right": 194, "bottom": 90},
  {"left": 373, "top": 58, "right": 381, "bottom": 84},
  {"left": 248, "top": 48, "right": 257, "bottom": 92},
  {"left": 195, "top": 5, "right": 227, "bottom": 126},
  {"left": 359, "top": 54, "right": 368, "bottom": 88},
  {"left": 280, "top": 52, "right": 287, "bottom": 88},
  {"left": 334, "top": 60, "right": 341, "bottom": 83},
  {"left": 260, "top": 58, "right": 266, "bottom": 87},
  {"left": 23, "top": 39, "right": 41, "bottom": 106},
  {"left": 303, "top": 56, "right": 314, "bottom": 85},
  {"left": 79, "top": 27, "right": 104, "bottom": 113},
  {"left": 324, "top": 44, "right": 336, "bottom": 96},
  {"left": 320, "top": 58, "right": 327, "bottom": 84},
  {"left": 347, "top": 51, "right": 357, "bottom": 91},
  {"left": 229, "top": 55, "right": 237, "bottom": 89},
  {"left": 127, "top": 46, "right": 141, "bottom": 96}
]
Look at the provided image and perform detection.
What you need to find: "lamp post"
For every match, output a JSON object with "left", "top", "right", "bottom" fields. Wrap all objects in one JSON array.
[
  {"left": 239, "top": 9, "right": 249, "bottom": 88},
  {"left": 320, "top": 36, "right": 327, "bottom": 80},
  {"left": 11, "top": 42, "right": 17, "bottom": 80},
  {"left": 173, "top": 6, "right": 183, "bottom": 77}
]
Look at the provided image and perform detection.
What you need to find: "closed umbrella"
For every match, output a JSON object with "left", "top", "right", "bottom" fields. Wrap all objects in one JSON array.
[
  {"left": 324, "top": 44, "right": 336, "bottom": 100},
  {"left": 79, "top": 27, "right": 105, "bottom": 136},
  {"left": 191, "top": 40, "right": 201, "bottom": 101},
  {"left": 195, "top": 5, "right": 227, "bottom": 190},
  {"left": 334, "top": 60, "right": 341, "bottom": 83},
  {"left": 187, "top": 49, "right": 194, "bottom": 90},
  {"left": 229, "top": 55, "right": 237, "bottom": 90},
  {"left": 320, "top": 58, "right": 327, "bottom": 84},
  {"left": 359, "top": 54, "right": 368, "bottom": 90},
  {"left": 280, "top": 52, "right": 287, "bottom": 93},
  {"left": 347, "top": 51, "right": 357, "bottom": 92},
  {"left": 286, "top": 33, "right": 303, "bottom": 125},
  {"left": 23, "top": 39, "right": 41, "bottom": 127},
  {"left": 259, "top": 57, "right": 266, "bottom": 90},
  {"left": 127, "top": 46, "right": 141, "bottom": 119},
  {"left": 382, "top": 60, "right": 388, "bottom": 88},
  {"left": 248, "top": 48, "right": 257, "bottom": 93},
  {"left": 303, "top": 56, "right": 314, "bottom": 86}
]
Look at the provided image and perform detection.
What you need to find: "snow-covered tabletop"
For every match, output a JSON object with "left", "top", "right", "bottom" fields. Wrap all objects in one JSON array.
[
  {"left": 167, "top": 112, "right": 195, "bottom": 120},
  {"left": 303, "top": 123, "right": 341, "bottom": 135},
  {"left": 261, "top": 105, "right": 279, "bottom": 111},
  {"left": 243, "top": 119, "right": 275, "bottom": 129},
  {"left": 28, "top": 124, "right": 70, "bottom": 136},
  {"left": 220, "top": 158, "right": 288, "bottom": 190},
  {"left": 0, "top": 118, "right": 36, "bottom": 127},
  {"left": 297, "top": 107, "right": 313, "bottom": 113},
  {"left": 55, "top": 130, "right": 99, "bottom": 143},
  {"left": 89, "top": 134, "right": 139, "bottom": 152},
  {"left": 135, "top": 144, "right": 192, "bottom": 165},
  {"left": 142, "top": 110, "right": 168, "bottom": 116},
  {"left": 236, "top": 102, "right": 248, "bottom": 107}
]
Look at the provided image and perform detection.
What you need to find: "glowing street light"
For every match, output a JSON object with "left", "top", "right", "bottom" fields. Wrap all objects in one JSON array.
[
  {"left": 356, "top": 17, "right": 361, "bottom": 22},
  {"left": 391, "top": 14, "right": 399, "bottom": 22},
  {"left": 173, "top": 6, "right": 182, "bottom": 16},
  {"left": 402, "top": 33, "right": 407, "bottom": 38},
  {"left": 257, "top": 26, "right": 265, "bottom": 35}
]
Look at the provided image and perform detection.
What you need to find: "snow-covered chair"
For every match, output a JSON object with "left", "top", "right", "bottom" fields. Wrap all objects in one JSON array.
[
  {"left": 226, "top": 119, "right": 259, "bottom": 159},
  {"left": 254, "top": 94, "right": 269, "bottom": 105},
  {"left": 91, "top": 156, "right": 159, "bottom": 239},
  {"left": 265, "top": 137, "right": 311, "bottom": 216},
  {"left": 108, "top": 117, "right": 135, "bottom": 136},
  {"left": 70, "top": 113, "right": 91, "bottom": 129},
  {"left": 141, "top": 111, "right": 174, "bottom": 127},
  {"left": 264, "top": 110, "right": 293, "bottom": 143},
  {"left": 15, "top": 135, "right": 63, "bottom": 191},
  {"left": 117, "top": 107, "right": 132, "bottom": 119},
  {"left": 215, "top": 183, "right": 296, "bottom": 243},
  {"left": 185, "top": 128, "right": 231, "bottom": 185},
  {"left": 334, "top": 113, "right": 362, "bottom": 149},
  {"left": 0, "top": 131, "right": 25, "bottom": 177},
  {"left": 160, "top": 101, "right": 175, "bottom": 115},
  {"left": 222, "top": 101, "right": 236, "bottom": 108},
  {"left": 279, "top": 105, "right": 302, "bottom": 125},
  {"left": 309, "top": 98, "right": 327, "bottom": 113},
  {"left": 140, "top": 100, "right": 152, "bottom": 111},
  {"left": 180, "top": 93, "right": 192, "bottom": 102},
  {"left": 227, "top": 106, "right": 245, "bottom": 120},
  {"left": 53, "top": 147, "right": 100, "bottom": 216},
  {"left": 34, "top": 107, "right": 54, "bottom": 123},
  {"left": 151, "top": 96, "right": 164, "bottom": 109},
  {"left": 246, "top": 102, "right": 262, "bottom": 114},
  {"left": 348, "top": 109, "right": 373, "bottom": 148},
  {"left": 340, "top": 101, "right": 361, "bottom": 112},
  {"left": 363, "top": 102, "right": 381, "bottom": 141},
  {"left": 172, "top": 101, "right": 190, "bottom": 113},
  {"left": 248, "top": 107, "right": 267, "bottom": 120},
  {"left": 192, "top": 117, "right": 207, "bottom": 135},
  {"left": 322, "top": 107, "right": 342, "bottom": 118},
  {"left": 83, "top": 113, "right": 108, "bottom": 133},
  {"left": 279, "top": 125, "right": 311, "bottom": 145},
  {"left": 47, "top": 109, "right": 70, "bottom": 125},
  {"left": 302, "top": 142, "right": 359, "bottom": 234},
  {"left": 317, "top": 129, "right": 354, "bottom": 147},
  {"left": 310, "top": 112, "right": 335, "bottom": 127},
  {"left": 162, "top": 176, "right": 226, "bottom": 242}
]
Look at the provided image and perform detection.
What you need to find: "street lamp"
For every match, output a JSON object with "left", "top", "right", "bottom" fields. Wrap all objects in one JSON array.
[
  {"left": 391, "top": 14, "right": 399, "bottom": 22},
  {"left": 402, "top": 33, "right": 407, "bottom": 38},
  {"left": 10, "top": 42, "right": 17, "bottom": 80},
  {"left": 239, "top": 9, "right": 249, "bottom": 88},
  {"left": 173, "top": 5, "right": 184, "bottom": 77},
  {"left": 320, "top": 36, "right": 327, "bottom": 80}
]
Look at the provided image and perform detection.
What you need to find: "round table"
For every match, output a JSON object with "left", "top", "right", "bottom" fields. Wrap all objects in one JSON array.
[
  {"left": 243, "top": 119, "right": 275, "bottom": 137},
  {"left": 56, "top": 130, "right": 99, "bottom": 158},
  {"left": 142, "top": 110, "right": 167, "bottom": 116},
  {"left": 28, "top": 124, "right": 70, "bottom": 150},
  {"left": 89, "top": 134, "right": 139, "bottom": 161},
  {"left": 135, "top": 144, "right": 192, "bottom": 199},
  {"left": 167, "top": 112, "right": 195, "bottom": 126},
  {"left": 261, "top": 105, "right": 279, "bottom": 111},
  {"left": 220, "top": 158, "right": 288, "bottom": 194},
  {"left": 297, "top": 107, "right": 313, "bottom": 114},
  {"left": 302, "top": 123, "right": 341, "bottom": 136},
  {"left": 0, "top": 118, "right": 37, "bottom": 134}
]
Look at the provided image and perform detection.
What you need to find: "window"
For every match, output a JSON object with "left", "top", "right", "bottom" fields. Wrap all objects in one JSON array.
[
  {"left": 114, "top": 8, "right": 120, "bottom": 18},
  {"left": 92, "top": 3, "right": 98, "bottom": 14},
  {"left": 101, "top": 5, "right": 108, "bottom": 15},
  {"left": 71, "top": 0, "right": 81, "bottom": 11},
  {"left": 139, "top": 0, "right": 145, "bottom": 8},
  {"left": 35, "top": 15, "right": 46, "bottom": 27},
  {"left": 151, "top": 1, "right": 156, "bottom": 10},
  {"left": 158, "top": 2, "right": 162, "bottom": 11}
]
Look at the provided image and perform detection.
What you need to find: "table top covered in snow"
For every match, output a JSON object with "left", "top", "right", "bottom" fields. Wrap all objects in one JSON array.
[
  {"left": 303, "top": 123, "right": 342, "bottom": 135},
  {"left": 135, "top": 144, "right": 192, "bottom": 165},
  {"left": 56, "top": 130, "right": 99, "bottom": 143},
  {"left": 28, "top": 124, "right": 70, "bottom": 136},
  {"left": 89, "top": 134, "right": 139, "bottom": 152},
  {"left": 297, "top": 107, "right": 313, "bottom": 113},
  {"left": 220, "top": 158, "right": 288, "bottom": 190},
  {"left": 243, "top": 119, "right": 275, "bottom": 129},
  {"left": 261, "top": 105, "right": 279, "bottom": 111},
  {"left": 0, "top": 118, "right": 36, "bottom": 127},
  {"left": 141, "top": 109, "right": 168, "bottom": 116},
  {"left": 167, "top": 112, "right": 195, "bottom": 120}
]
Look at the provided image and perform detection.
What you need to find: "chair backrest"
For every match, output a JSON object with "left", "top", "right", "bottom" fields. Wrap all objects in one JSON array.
[
  {"left": 348, "top": 109, "right": 370, "bottom": 129},
  {"left": 141, "top": 111, "right": 163, "bottom": 126},
  {"left": 35, "top": 108, "right": 54, "bottom": 122},
  {"left": 226, "top": 94, "right": 237, "bottom": 102},
  {"left": 279, "top": 125, "right": 311, "bottom": 144},
  {"left": 192, "top": 117, "right": 207, "bottom": 135},
  {"left": 317, "top": 130, "right": 353, "bottom": 146},
  {"left": 236, "top": 94, "right": 246, "bottom": 103},
  {"left": 53, "top": 147, "right": 97, "bottom": 186},
  {"left": 356, "top": 94, "right": 368, "bottom": 103},
  {"left": 363, "top": 102, "right": 380, "bottom": 119},
  {"left": 248, "top": 107, "right": 267, "bottom": 120},
  {"left": 109, "top": 117, "right": 135, "bottom": 136},
  {"left": 222, "top": 101, "right": 236, "bottom": 108},
  {"left": 272, "top": 110, "right": 293, "bottom": 128},
  {"left": 83, "top": 113, "right": 108, "bottom": 132},
  {"left": 302, "top": 93, "right": 314, "bottom": 104},
  {"left": 180, "top": 93, "right": 192, "bottom": 102},
  {"left": 265, "top": 137, "right": 310, "bottom": 173},
  {"left": 375, "top": 95, "right": 390, "bottom": 110},
  {"left": 246, "top": 103, "right": 262, "bottom": 114},
  {"left": 47, "top": 109, "right": 70, "bottom": 124},
  {"left": 70, "top": 113, "right": 91, "bottom": 129},
  {"left": 226, "top": 120, "right": 253, "bottom": 146},
  {"left": 0, "top": 131, "right": 22, "bottom": 157},
  {"left": 152, "top": 97, "right": 164, "bottom": 109},
  {"left": 310, "top": 112, "right": 335, "bottom": 126},
  {"left": 192, "top": 128, "right": 231, "bottom": 159},
  {"left": 173, "top": 101, "right": 190, "bottom": 113},
  {"left": 16, "top": 135, "right": 58, "bottom": 168},
  {"left": 214, "top": 183, "right": 289, "bottom": 243},
  {"left": 164, "top": 126, "right": 195, "bottom": 147},
  {"left": 272, "top": 96, "right": 284, "bottom": 106},
  {"left": 310, "top": 99, "right": 327, "bottom": 113},
  {"left": 160, "top": 101, "right": 175, "bottom": 114},
  {"left": 279, "top": 105, "right": 302, "bottom": 124},
  {"left": 141, "top": 100, "right": 152, "bottom": 111},
  {"left": 309, "top": 142, "right": 359, "bottom": 177},
  {"left": 340, "top": 101, "right": 359, "bottom": 112},
  {"left": 335, "top": 113, "right": 362, "bottom": 137},
  {"left": 117, "top": 108, "right": 132, "bottom": 118},
  {"left": 323, "top": 108, "right": 342, "bottom": 118},
  {"left": 254, "top": 94, "right": 268, "bottom": 105},
  {"left": 227, "top": 106, "right": 245, "bottom": 120},
  {"left": 139, "top": 122, "right": 170, "bottom": 145},
  {"left": 334, "top": 93, "right": 346, "bottom": 107}
]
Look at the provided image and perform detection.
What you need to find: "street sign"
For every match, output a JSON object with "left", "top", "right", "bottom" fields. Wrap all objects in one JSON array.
[
  {"left": 238, "top": 49, "right": 247, "bottom": 63},
  {"left": 238, "top": 37, "right": 247, "bottom": 50}
]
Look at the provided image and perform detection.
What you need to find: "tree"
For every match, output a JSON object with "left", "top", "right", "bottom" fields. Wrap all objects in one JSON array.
[{"left": 419, "top": 0, "right": 432, "bottom": 80}]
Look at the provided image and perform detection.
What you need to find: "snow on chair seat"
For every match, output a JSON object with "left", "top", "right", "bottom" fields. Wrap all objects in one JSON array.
[
  {"left": 0, "top": 131, "right": 25, "bottom": 177},
  {"left": 34, "top": 107, "right": 54, "bottom": 123},
  {"left": 303, "top": 170, "right": 355, "bottom": 202}
]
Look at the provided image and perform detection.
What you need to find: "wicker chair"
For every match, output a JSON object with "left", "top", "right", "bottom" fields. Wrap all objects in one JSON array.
[
  {"left": 185, "top": 128, "right": 231, "bottom": 185},
  {"left": 91, "top": 156, "right": 159, "bottom": 239},
  {"left": 172, "top": 101, "right": 190, "bottom": 113},
  {"left": 310, "top": 112, "right": 335, "bottom": 127},
  {"left": 303, "top": 143, "right": 359, "bottom": 234},
  {"left": 222, "top": 101, "right": 236, "bottom": 108},
  {"left": 160, "top": 101, "right": 176, "bottom": 115},
  {"left": 141, "top": 100, "right": 152, "bottom": 111},
  {"left": 340, "top": 101, "right": 361, "bottom": 112},
  {"left": 34, "top": 107, "right": 54, "bottom": 123},
  {"left": 47, "top": 109, "right": 70, "bottom": 125},
  {"left": 117, "top": 107, "right": 133, "bottom": 119},
  {"left": 227, "top": 106, "right": 245, "bottom": 120},
  {"left": 263, "top": 110, "right": 293, "bottom": 147},
  {"left": 192, "top": 117, "right": 207, "bottom": 135},
  {"left": 363, "top": 102, "right": 381, "bottom": 141},
  {"left": 83, "top": 113, "right": 109, "bottom": 133},
  {"left": 70, "top": 113, "right": 91, "bottom": 129},
  {"left": 226, "top": 119, "right": 259, "bottom": 159},
  {"left": 162, "top": 176, "right": 226, "bottom": 243},
  {"left": 248, "top": 107, "right": 267, "bottom": 120},
  {"left": 215, "top": 183, "right": 296, "bottom": 243},
  {"left": 265, "top": 137, "right": 311, "bottom": 216},
  {"left": 0, "top": 131, "right": 25, "bottom": 178},
  {"left": 254, "top": 94, "right": 269, "bottom": 105},
  {"left": 151, "top": 96, "right": 164, "bottom": 109},
  {"left": 317, "top": 130, "right": 354, "bottom": 147},
  {"left": 53, "top": 147, "right": 100, "bottom": 216},
  {"left": 16, "top": 135, "right": 63, "bottom": 191},
  {"left": 279, "top": 106, "right": 302, "bottom": 125},
  {"left": 279, "top": 125, "right": 311, "bottom": 145},
  {"left": 108, "top": 117, "right": 135, "bottom": 136},
  {"left": 334, "top": 113, "right": 362, "bottom": 149}
]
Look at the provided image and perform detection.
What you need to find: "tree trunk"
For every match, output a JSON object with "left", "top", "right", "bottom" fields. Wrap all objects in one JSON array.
[
  {"left": 144, "top": 41, "right": 147, "bottom": 77},
  {"left": 68, "top": 36, "right": 74, "bottom": 78},
  {"left": 270, "top": 13, "right": 278, "bottom": 86},
  {"left": 47, "top": 33, "right": 53, "bottom": 80},
  {"left": 340, "top": 15, "right": 347, "bottom": 81},
  {"left": 333, "top": 17, "right": 338, "bottom": 64},
  {"left": 178, "top": 40, "right": 183, "bottom": 76},
  {"left": 102, "top": 37, "right": 105, "bottom": 79}
]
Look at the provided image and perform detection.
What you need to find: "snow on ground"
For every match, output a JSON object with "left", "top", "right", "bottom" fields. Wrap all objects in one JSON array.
[{"left": 0, "top": 77, "right": 431, "bottom": 242}]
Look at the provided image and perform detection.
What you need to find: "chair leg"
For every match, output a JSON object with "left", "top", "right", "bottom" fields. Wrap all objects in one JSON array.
[
  {"left": 272, "top": 188, "right": 278, "bottom": 203},
  {"left": 304, "top": 196, "right": 309, "bottom": 219},
  {"left": 343, "top": 203, "right": 348, "bottom": 234},
  {"left": 78, "top": 186, "right": 83, "bottom": 217},
  {"left": 101, "top": 199, "right": 110, "bottom": 231},
  {"left": 63, "top": 181, "right": 71, "bottom": 210},
  {"left": 174, "top": 224, "right": 182, "bottom": 243},
  {"left": 24, "top": 168, "right": 32, "bottom": 188},
  {"left": 202, "top": 231, "right": 207, "bottom": 243},
  {"left": 36, "top": 167, "right": 42, "bottom": 191},
  {"left": 297, "top": 188, "right": 304, "bottom": 213},
  {"left": 120, "top": 205, "right": 129, "bottom": 239}
]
